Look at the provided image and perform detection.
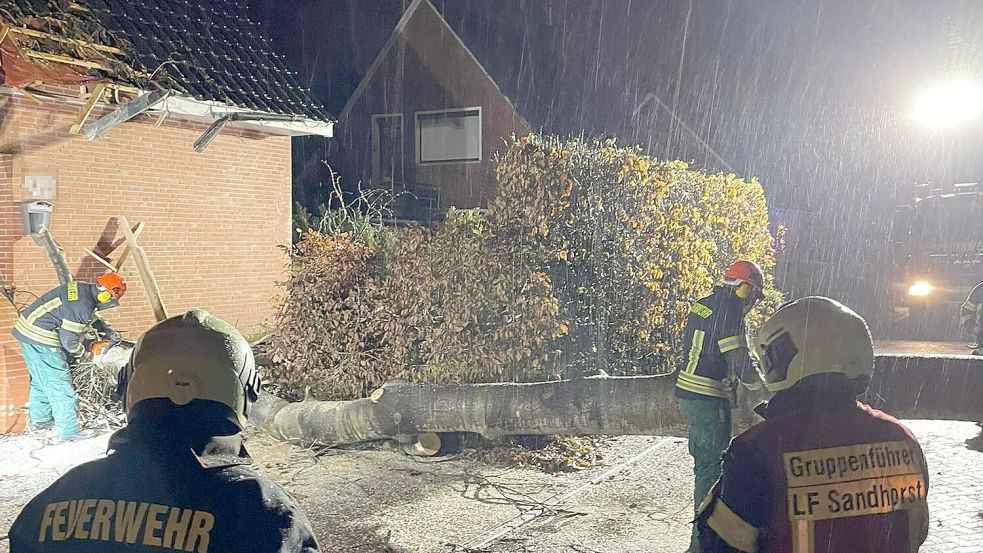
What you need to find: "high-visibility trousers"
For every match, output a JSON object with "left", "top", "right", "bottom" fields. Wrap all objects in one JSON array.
[{"left": 18, "top": 340, "right": 79, "bottom": 438}]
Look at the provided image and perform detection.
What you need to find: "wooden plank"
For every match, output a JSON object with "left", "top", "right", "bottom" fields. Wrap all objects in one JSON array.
[
  {"left": 22, "top": 49, "right": 111, "bottom": 71},
  {"left": 112, "top": 222, "right": 144, "bottom": 270},
  {"left": 6, "top": 26, "right": 126, "bottom": 55},
  {"left": 83, "top": 247, "right": 118, "bottom": 272},
  {"left": 120, "top": 216, "right": 167, "bottom": 322},
  {"left": 109, "top": 83, "right": 141, "bottom": 94},
  {"left": 70, "top": 83, "right": 107, "bottom": 134},
  {"left": 154, "top": 111, "right": 170, "bottom": 128},
  {"left": 83, "top": 90, "right": 169, "bottom": 140},
  {"left": 18, "top": 87, "right": 44, "bottom": 105}
]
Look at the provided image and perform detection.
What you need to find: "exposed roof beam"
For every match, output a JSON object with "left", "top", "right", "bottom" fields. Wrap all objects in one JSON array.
[
  {"left": 7, "top": 26, "right": 126, "bottom": 55},
  {"left": 22, "top": 49, "right": 111, "bottom": 71},
  {"left": 83, "top": 89, "right": 169, "bottom": 140}
]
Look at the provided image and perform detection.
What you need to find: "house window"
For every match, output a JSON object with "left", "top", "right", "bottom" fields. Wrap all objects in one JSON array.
[
  {"left": 415, "top": 107, "right": 481, "bottom": 164},
  {"left": 372, "top": 113, "right": 404, "bottom": 184}
]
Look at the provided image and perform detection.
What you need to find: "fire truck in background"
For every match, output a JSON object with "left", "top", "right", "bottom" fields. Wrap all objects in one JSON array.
[{"left": 889, "top": 182, "right": 983, "bottom": 341}]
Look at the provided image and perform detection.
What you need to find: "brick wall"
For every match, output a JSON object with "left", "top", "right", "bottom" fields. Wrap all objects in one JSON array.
[{"left": 0, "top": 90, "right": 292, "bottom": 432}]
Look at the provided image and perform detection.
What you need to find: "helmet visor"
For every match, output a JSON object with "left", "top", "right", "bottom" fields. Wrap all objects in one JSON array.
[{"left": 753, "top": 329, "right": 799, "bottom": 388}]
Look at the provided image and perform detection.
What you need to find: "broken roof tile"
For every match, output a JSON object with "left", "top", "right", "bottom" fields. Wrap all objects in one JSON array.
[{"left": 3, "top": 0, "right": 333, "bottom": 122}]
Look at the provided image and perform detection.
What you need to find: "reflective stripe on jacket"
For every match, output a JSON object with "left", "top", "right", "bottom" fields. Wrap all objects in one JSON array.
[
  {"left": 7, "top": 418, "right": 320, "bottom": 552},
  {"left": 960, "top": 282, "right": 983, "bottom": 327},
  {"left": 674, "top": 287, "right": 747, "bottom": 400},
  {"left": 697, "top": 396, "right": 930, "bottom": 553},
  {"left": 12, "top": 281, "right": 100, "bottom": 355}
]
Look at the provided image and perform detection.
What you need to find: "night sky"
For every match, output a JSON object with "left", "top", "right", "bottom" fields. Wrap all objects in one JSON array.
[{"left": 245, "top": 0, "right": 983, "bottom": 312}]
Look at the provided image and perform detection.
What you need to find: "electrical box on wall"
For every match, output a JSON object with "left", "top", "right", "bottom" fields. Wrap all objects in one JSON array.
[{"left": 19, "top": 201, "right": 53, "bottom": 234}]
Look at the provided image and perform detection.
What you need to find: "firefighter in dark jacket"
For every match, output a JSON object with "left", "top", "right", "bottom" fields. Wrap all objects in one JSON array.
[
  {"left": 697, "top": 296, "right": 930, "bottom": 553},
  {"left": 675, "top": 260, "right": 765, "bottom": 551},
  {"left": 12, "top": 273, "right": 126, "bottom": 442},
  {"left": 960, "top": 281, "right": 983, "bottom": 355},
  {"left": 8, "top": 309, "right": 320, "bottom": 553}
]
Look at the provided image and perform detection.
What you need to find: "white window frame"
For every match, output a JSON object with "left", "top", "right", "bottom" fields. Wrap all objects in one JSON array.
[
  {"left": 414, "top": 107, "right": 482, "bottom": 165},
  {"left": 371, "top": 113, "right": 404, "bottom": 183}
]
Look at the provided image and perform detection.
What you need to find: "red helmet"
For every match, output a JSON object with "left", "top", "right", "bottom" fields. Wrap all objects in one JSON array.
[
  {"left": 96, "top": 272, "right": 127, "bottom": 300},
  {"left": 724, "top": 260, "right": 764, "bottom": 291}
]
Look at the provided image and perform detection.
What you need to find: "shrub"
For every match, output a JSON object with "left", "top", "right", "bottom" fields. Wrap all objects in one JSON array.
[
  {"left": 268, "top": 208, "right": 563, "bottom": 400},
  {"left": 489, "top": 135, "right": 779, "bottom": 376},
  {"left": 270, "top": 135, "right": 779, "bottom": 398}
]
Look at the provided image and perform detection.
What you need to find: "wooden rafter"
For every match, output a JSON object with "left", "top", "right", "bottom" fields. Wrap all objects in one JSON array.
[
  {"left": 83, "top": 89, "right": 169, "bottom": 140},
  {"left": 6, "top": 26, "right": 126, "bottom": 56},
  {"left": 110, "top": 221, "right": 144, "bottom": 271},
  {"left": 22, "top": 49, "right": 111, "bottom": 71},
  {"left": 82, "top": 247, "right": 118, "bottom": 272},
  {"left": 109, "top": 83, "right": 141, "bottom": 94},
  {"left": 154, "top": 111, "right": 170, "bottom": 128},
  {"left": 120, "top": 216, "right": 167, "bottom": 322},
  {"left": 70, "top": 82, "right": 107, "bottom": 134},
  {"left": 18, "top": 87, "right": 44, "bottom": 105}
]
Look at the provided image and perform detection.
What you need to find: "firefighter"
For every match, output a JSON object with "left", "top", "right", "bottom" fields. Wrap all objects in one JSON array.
[
  {"left": 696, "top": 297, "right": 930, "bottom": 553},
  {"left": 675, "top": 260, "right": 764, "bottom": 551},
  {"left": 7, "top": 309, "right": 320, "bottom": 552},
  {"left": 960, "top": 281, "right": 982, "bottom": 355},
  {"left": 12, "top": 273, "right": 126, "bottom": 442}
]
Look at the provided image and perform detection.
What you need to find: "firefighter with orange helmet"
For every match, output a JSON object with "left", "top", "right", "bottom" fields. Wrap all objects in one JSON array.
[
  {"left": 696, "top": 297, "right": 930, "bottom": 553},
  {"left": 12, "top": 273, "right": 126, "bottom": 442},
  {"left": 676, "top": 260, "right": 765, "bottom": 551}
]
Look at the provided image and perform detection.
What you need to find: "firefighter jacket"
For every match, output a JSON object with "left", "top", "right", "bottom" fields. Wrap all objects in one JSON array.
[
  {"left": 12, "top": 281, "right": 110, "bottom": 358},
  {"left": 697, "top": 387, "right": 930, "bottom": 553},
  {"left": 960, "top": 282, "right": 983, "bottom": 332},
  {"left": 674, "top": 287, "right": 749, "bottom": 401},
  {"left": 7, "top": 409, "right": 320, "bottom": 553}
]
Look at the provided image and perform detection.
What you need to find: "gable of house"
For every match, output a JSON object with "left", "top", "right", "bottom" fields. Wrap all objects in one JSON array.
[{"left": 336, "top": 0, "right": 530, "bottom": 216}]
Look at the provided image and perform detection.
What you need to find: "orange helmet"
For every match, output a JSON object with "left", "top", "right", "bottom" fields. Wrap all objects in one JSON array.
[
  {"left": 96, "top": 272, "right": 127, "bottom": 300},
  {"left": 724, "top": 260, "right": 764, "bottom": 292}
]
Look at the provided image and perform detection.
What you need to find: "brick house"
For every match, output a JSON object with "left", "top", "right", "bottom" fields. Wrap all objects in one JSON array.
[
  {"left": 333, "top": 0, "right": 531, "bottom": 222},
  {"left": 0, "top": 0, "right": 333, "bottom": 432}
]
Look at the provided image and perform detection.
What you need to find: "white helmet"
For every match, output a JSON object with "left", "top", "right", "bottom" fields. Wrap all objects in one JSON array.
[
  {"left": 123, "top": 309, "right": 260, "bottom": 428},
  {"left": 751, "top": 296, "right": 873, "bottom": 393}
]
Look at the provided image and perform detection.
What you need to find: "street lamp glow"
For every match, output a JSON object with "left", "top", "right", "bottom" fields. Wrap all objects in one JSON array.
[
  {"left": 908, "top": 280, "right": 934, "bottom": 297},
  {"left": 911, "top": 79, "right": 983, "bottom": 129}
]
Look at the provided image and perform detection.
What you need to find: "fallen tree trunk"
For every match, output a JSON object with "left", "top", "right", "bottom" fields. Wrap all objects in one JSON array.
[
  {"left": 250, "top": 373, "right": 768, "bottom": 448},
  {"left": 251, "top": 353, "right": 983, "bottom": 450}
]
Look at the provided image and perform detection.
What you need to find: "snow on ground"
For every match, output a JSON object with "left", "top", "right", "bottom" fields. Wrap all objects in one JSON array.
[{"left": 1, "top": 422, "right": 980, "bottom": 552}]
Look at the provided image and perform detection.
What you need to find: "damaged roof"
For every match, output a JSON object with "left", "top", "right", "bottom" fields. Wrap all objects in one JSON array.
[{"left": 1, "top": 0, "right": 332, "bottom": 122}]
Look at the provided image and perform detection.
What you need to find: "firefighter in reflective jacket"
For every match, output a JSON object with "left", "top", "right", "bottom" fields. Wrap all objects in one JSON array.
[
  {"left": 12, "top": 273, "right": 126, "bottom": 441},
  {"left": 697, "top": 297, "right": 930, "bottom": 553},
  {"left": 8, "top": 309, "right": 320, "bottom": 552},
  {"left": 675, "top": 260, "right": 765, "bottom": 551},
  {"left": 960, "top": 281, "right": 982, "bottom": 355}
]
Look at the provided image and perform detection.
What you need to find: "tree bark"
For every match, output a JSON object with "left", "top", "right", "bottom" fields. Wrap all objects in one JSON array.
[
  {"left": 251, "top": 353, "right": 983, "bottom": 450},
  {"left": 32, "top": 228, "right": 72, "bottom": 285},
  {"left": 250, "top": 374, "right": 769, "bottom": 447}
]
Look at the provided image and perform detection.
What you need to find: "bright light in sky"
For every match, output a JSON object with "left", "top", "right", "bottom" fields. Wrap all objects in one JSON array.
[
  {"left": 908, "top": 280, "right": 934, "bottom": 297},
  {"left": 911, "top": 79, "right": 983, "bottom": 129}
]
